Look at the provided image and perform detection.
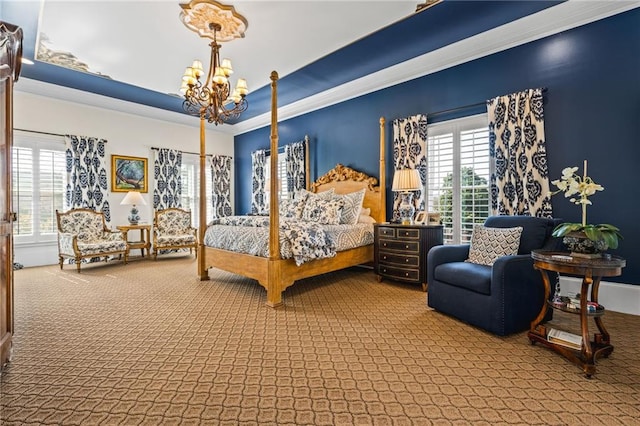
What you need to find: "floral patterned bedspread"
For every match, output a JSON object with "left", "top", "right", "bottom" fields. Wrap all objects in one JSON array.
[{"left": 204, "top": 216, "right": 373, "bottom": 266}]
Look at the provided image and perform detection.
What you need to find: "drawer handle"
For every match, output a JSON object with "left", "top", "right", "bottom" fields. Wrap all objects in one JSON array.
[
  {"left": 382, "top": 269, "right": 387, "bottom": 273},
  {"left": 406, "top": 259, "right": 409, "bottom": 262},
  {"left": 383, "top": 243, "right": 387, "bottom": 247},
  {"left": 406, "top": 245, "right": 409, "bottom": 249},
  {"left": 383, "top": 256, "right": 387, "bottom": 260},
  {"left": 405, "top": 272, "right": 409, "bottom": 277}
]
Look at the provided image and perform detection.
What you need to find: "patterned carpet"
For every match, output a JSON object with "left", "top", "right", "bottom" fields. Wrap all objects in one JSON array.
[{"left": 1, "top": 256, "right": 639, "bottom": 425}]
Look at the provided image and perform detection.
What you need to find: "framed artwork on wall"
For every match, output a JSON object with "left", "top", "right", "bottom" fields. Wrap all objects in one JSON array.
[{"left": 111, "top": 155, "right": 148, "bottom": 193}]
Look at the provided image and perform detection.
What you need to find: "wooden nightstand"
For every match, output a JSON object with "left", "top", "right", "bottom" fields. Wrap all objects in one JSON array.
[
  {"left": 374, "top": 223, "right": 444, "bottom": 291},
  {"left": 117, "top": 224, "right": 152, "bottom": 258}
]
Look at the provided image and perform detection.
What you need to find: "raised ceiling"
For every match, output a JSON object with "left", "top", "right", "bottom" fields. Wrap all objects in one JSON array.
[{"left": 4, "top": 0, "right": 639, "bottom": 135}]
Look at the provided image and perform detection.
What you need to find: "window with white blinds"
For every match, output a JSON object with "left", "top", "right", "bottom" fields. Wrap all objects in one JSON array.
[
  {"left": 180, "top": 155, "right": 213, "bottom": 226},
  {"left": 265, "top": 152, "right": 288, "bottom": 206},
  {"left": 12, "top": 133, "right": 67, "bottom": 243},
  {"left": 427, "top": 114, "right": 490, "bottom": 244}
]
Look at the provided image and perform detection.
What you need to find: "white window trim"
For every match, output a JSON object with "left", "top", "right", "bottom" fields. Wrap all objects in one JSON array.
[
  {"left": 180, "top": 154, "right": 213, "bottom": 226},
  {"left": 427, "top": 114, "right": 489, "bottom": 244},
  {"left": 13, "top": 131, "right": 67, "bottom": 245},
  {"left": 265, "top": 151, "right": 289, "bottom": 205}
]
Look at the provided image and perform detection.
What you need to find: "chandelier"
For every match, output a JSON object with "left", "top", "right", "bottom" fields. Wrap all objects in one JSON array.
[{"left": 179, "top": 0, "right": 249, "bottom": 125}]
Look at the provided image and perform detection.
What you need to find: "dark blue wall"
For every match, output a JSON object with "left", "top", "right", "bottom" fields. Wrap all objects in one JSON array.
[{"left": 235, "top": 10, "right": 640, "bottom": 284}]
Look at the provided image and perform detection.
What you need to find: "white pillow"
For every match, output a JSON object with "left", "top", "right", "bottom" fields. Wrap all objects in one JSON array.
[
  {"left": 465, "top": 225, "right": 523, "bottom": 266},
  {"left": 360, "top": 207, "right": 371, "bottom": 217},
  {"left": 358, "top": 214, "right": 376, "bottom": 224},
  {"left": 333, "top": 188, "right": 366, "bottom": 225}
]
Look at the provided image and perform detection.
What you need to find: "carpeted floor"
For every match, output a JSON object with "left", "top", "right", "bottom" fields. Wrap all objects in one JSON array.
[{"left": 1, "top": 256, "right": 639, "bottom": 425}]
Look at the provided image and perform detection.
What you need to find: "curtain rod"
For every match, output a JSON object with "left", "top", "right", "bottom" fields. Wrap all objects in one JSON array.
[
  {"left": 264, "top": 146, "right": 285, "bottom": 155},
  {"left": 427, "top": 88, "right": 547, "bottom": 118},
  {"left": 150, "top": 146, "right": 232, "bottom": 159},
  {"left": 15, "top": 128, "right": 113, "bottom": 142},
  {"left": 15, "top": 128, "right": 66, "bottom": 138},
  {"left": 265, "top": 135, "right": 309, "bottom": 155}
]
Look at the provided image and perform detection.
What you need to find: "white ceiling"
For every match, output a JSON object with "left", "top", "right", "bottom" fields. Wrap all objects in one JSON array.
[
  {"left": 36, "top": 0, "right": 420, "bottom": 96},
  {"left": 13, "top": 0, "right": 640, "bottom": 136}
]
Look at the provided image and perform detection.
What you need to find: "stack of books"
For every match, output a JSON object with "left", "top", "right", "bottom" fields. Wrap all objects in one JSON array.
[{"left": 547, "top": 328, "right": 583, "bottom": 350}]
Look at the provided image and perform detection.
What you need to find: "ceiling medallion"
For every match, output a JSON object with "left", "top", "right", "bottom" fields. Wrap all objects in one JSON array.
[{"left": 179, "top": 0, "right": 247, "bottom": 42}]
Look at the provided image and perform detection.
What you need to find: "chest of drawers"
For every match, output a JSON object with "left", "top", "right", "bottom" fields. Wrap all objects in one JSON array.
[{"left": 374, "top": 223, "right": 444, "bottom": 291}]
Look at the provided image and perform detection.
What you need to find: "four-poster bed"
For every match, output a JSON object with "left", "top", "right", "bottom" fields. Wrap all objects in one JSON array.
[{"left": 197, "top": 71, "right": 387, "bottom": 307}]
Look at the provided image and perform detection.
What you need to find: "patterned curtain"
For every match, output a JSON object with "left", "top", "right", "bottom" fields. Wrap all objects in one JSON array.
[
  {"left": 153, "top": 149, "right": 182, "bottom": 210},
  {"left": 64, "top": 135, "right": 110, "bottom": 221},
  {"left": 250, "top": 149, "right": 267, "bottom": 214},
  {"left": 210, "top": 155, "right": 232, "bottom": 218},
  {"left": 487, "top": 88, "right": 552, "bottom": 217},
  {"left": 392, "top": 115, "right": 428, "bottom": 221},
  {"left": 285, "top": 140, "right": 306, "bottom": 197}
]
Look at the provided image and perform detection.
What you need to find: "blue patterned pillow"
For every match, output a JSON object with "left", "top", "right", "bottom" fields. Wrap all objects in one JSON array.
[
  {"left": 301, "top": 197, "right": 344, "bottom": 225},
  {"left": 465, "top": 225, "right": 523, "bottom": 266},
  {"left": 296, "top": 188, "right": 335, "bottom": 201},
  {"left": 333, "top": 188, "right": 366, "bottom": 225},
  {"left": 280, "top": 198, "right": 306, "bottom": 219}
]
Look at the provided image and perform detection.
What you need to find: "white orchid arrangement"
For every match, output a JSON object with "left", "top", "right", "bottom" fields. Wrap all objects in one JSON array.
[{"left": 550, "top": 160, "right": 622, "bottom": 249}]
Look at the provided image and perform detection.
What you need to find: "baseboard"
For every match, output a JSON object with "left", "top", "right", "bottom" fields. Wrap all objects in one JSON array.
[{"left": 560, "top": 276, "right": 640, "bottom": 316}]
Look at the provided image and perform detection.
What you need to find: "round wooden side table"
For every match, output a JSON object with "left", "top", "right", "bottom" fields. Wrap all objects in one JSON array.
[{"left": 528, "top": 250, "right": 626, "bottom": 377}]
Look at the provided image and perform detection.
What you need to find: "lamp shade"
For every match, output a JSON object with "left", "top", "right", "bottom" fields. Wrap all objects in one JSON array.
[
  {"left": 392, "top": 169, "right": 422, "bottom": 192},
  {"left": 120, "top": 191, "right": 147, "bottom": 206}
]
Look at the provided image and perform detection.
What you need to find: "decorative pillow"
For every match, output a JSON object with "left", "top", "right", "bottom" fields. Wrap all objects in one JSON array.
[
  {"left": 333, "top": 188, "right": 366, "bottom": 225},
  {"left": 360, "top": 207, "right": 371, "bottom": 217},
  {"left": 301, "top": 197, "right": 344, "bottom": 225},
  {"left": 465, "top": 225, "right": 523, "bottom": 266},
  {"left": 296, "top": 188, "right": 334, "bottom": 201},
  {"left": 358, "top": 214, "right": 376, "bottom": 224},
  {"left": 279, "top": 198, "right": 306, "bottom": 219}
]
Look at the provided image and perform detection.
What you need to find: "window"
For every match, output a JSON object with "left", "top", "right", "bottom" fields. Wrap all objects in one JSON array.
[
  {"left": 12, "top": 132, "right": 67, "bottom": 243},
  {"left": 180, "top": 154, "right": 213, "bottom": 226},
  {"left": 426, "top": 115, "right": 490, "bottom": 244},
  {"left": 265, "top": 151, "right": 288, "bottom": 206}
]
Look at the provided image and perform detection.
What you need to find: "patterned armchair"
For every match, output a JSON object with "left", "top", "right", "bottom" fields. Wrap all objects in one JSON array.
[
  {"left": 152, "top": 208, "right": 198, "bottom": 260},
  {"left": 56, "top": 208, "right": 128, "bottom": 272}
]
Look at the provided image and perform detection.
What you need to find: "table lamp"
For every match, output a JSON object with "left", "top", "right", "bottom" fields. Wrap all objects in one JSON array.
[
  {"left": 392, "top": 168, "right": 422, "bottom": 225},
  {"left": 120, "top": 191, "right": 147, "bottom": 225}
]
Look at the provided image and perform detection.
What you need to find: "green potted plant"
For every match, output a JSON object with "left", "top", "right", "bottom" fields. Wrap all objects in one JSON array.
[{"left": 550, "top": 160, "right": 623, "bottom": 254}]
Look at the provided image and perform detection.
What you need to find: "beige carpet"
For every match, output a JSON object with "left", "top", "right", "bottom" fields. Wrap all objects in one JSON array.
[{"left": 1, "top": 256, "right": 639, "bottom": 425}]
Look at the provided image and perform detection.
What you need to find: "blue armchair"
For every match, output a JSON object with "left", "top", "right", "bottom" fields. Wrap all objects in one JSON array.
[{"left": 427, "top": 215, "right": 563, "bottom": 336}]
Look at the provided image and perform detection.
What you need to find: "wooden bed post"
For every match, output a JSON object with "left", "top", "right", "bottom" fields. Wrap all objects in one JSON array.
[
  {"left": 198, "top": 114, "right": 209, "bottom": 280},
  {"left": 268, "top": 70, "right": 280, "bottom": 262},
  {"left": 379, "top": 117, "right": 386, "bottom": 223},
  {"left": 305, "top": 135, "right": 310, "bottom": 191},
  {"left": 266, "top": 70, "right": 283, "bottom": 308}
]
